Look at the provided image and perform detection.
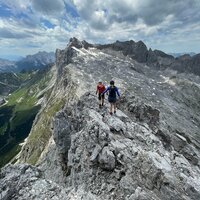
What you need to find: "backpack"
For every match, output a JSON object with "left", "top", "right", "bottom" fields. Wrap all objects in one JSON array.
[{"left": 109, "top": 86, "right": 116, "bottom": 98}]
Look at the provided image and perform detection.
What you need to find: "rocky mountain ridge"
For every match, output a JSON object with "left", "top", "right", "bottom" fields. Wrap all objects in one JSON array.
[
  {"left": 0, "top": 58, "right": 17, "bottom": 72},
  {"left": 0, "top": 51, "right": 55, "bottom": 72},
  {"left": 1, "top": 38, "right": 200, "bottom": 199},
  {"left": 16, "top": 51, "right": 55, "bottom": 72},
  {"left": 169, "top": 52, "right": 196, "bottom": 58},
  {"left": 67, "top": 37, "right": 200, "bottom": 75}
]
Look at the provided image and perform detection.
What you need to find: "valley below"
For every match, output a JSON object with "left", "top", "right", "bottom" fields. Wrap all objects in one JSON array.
[{"left": 0, "top": 66, "right": 55, "bottom": 168}]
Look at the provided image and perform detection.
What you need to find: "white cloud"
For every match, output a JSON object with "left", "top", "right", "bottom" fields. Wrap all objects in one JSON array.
[
  {"left": 71, "top": 0, "right": 200, "bottom": 27},
  {"left": 0, "top": 0, "right": 200, "bottom": 58},
  {"left": 31, "top": 0, "right": 65, "bottom": 16},
  {"left": 0, "top": 0, "right": 31, "bottom": 15},
  {"left": 70, "top": 0, "right": 200, "bottom": 53}
]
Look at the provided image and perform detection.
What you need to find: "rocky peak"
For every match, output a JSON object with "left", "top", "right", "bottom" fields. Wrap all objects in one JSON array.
[
  {"left": 96, "top": 39, "right": 149, "bottom": 63},
  {"left": 68, "top": 37, "right": 83, "bottom": 49},
  {"left": 136, "top": 40, "right": 147, "bottom": 48},
  {"left": 176, "top": 54, "right": 191, "bottom": 60},
  {"left": 154, "top": 50, "right": 174, "bottom": 59},
  {"left": 68, "top": 37, "right": 93, "bottom": 49},
  {"left": 192, "top": 53, "right": 200, "bottom": 63},
  {"left": 170, "top": 53, "right": 200, "bottom": 75}
]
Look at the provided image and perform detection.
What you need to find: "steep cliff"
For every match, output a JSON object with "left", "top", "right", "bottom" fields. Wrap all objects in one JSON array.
[{"left": 1, "top": 38, "right": 200, "bottom": 200}]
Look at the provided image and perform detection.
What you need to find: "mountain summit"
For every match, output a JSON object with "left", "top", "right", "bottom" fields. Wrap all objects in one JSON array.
[{"left": 1, "top": 38, "right": 200, "bottom": 200}]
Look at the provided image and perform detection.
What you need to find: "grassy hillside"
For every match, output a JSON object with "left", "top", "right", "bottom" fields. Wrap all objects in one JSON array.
[
  {"left": 25, "top": 97, "right": 65, "bottom": 165},
  {"left": 0, "top": 66, "right": 53, "bottom": 168},
  {"left": 18, "top": 68, "right": 76, "bottom": 165},
  {"left": 0, "top": 72, "right": 34, "bottom": 96}
]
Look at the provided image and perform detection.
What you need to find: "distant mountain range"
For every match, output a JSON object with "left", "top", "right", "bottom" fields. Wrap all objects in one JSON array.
[
  {"left": 1, "top": 41, "right": 199, "bottom": 77},
  {"left": 168, "top": 52, "right": 196, "bottom": 58},
  {"left": 0, "top": 58, "right": 17, "bottom": 72},
  {"left": 0, "top": 51, "right": 55, "bottom": 72}
]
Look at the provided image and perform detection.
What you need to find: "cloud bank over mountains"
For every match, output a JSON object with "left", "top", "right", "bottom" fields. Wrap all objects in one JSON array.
[{"left": 0, "top": 0, "right": 200, "bottom": 58}]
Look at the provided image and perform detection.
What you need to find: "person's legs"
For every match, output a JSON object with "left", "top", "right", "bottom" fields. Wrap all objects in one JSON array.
[
  {"left": 102, "top": 95, "right": 104, "bottom": 106},
  {"left": 114, "top": 103, "right": 116, "bottom": 113},
  {"left": 110, "top": 103, "right": 113, "bottom": 114},
  {"left": 98, "top": 94, "right": 101, "bottom": 108}
]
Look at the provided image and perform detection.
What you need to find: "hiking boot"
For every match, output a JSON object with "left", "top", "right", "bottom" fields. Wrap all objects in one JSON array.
[
  {"left": 114, "top": 110, "right": 116, "bottom": 114},
  {"left": 99, "top": 104, "right": 101, "bottom": 109},
  {"left": 110, "top": 112, "right": 113, "bottom": 115}
]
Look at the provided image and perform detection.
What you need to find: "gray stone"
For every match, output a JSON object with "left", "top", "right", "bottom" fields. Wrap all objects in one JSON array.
[
  {"left": 98, "top": 147, "right": 116, "bottom": 171},
  {"left": 171, "top": 133, "right": 187, "bottom": 152},
  {"left": 90, "top": 144, "right": 102, "bottom": 162}
]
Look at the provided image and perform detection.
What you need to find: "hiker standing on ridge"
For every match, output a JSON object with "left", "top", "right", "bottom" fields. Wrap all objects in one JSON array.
[
  {"left": 96, "top": 81, "right": 106, "bottom": 108},
  {"left": 102, "top": 80, "right": 120, "bottom": 115}
]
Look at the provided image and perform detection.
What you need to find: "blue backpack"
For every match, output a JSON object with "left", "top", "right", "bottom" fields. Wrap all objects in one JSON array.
[{"left": 109, "top": 86, "right": 116, "bottom": 98}]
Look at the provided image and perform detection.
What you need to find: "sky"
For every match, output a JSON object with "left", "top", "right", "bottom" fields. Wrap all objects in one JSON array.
[{"left": 0, "top": 0, "right": 200, "bottom": 60}]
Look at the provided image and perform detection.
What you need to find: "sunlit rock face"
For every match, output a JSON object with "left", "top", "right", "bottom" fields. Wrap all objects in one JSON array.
[{"left": 1, "top": 38, "right": 200, "bottom": 200}]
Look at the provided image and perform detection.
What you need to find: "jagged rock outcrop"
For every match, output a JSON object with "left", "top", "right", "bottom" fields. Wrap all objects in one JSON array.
[
  {"left": 84, "top": 39, "right": 200, "bottom": 75},
  {"left": 0, "top": 164, "right": 69, "bottom": 200},
  {"left": 97, "top": 40, "right": 149, "bottom": 63},
  {"left": 171, "top": 53, "right": 200, "bottom": 75},
  {"left": 1, "top": 38, "right": 200, "bottom": 200},
  {"left": 49, "top": 93, "right": 200, "bottom": 200}
]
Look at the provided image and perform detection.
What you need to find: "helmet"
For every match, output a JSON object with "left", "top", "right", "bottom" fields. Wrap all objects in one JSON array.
[{"left": 110, "top": 80, "right": 114, "bottom": 85}]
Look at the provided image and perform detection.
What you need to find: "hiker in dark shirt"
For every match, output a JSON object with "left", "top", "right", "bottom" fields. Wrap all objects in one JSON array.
[{"left": 102, "top": 80, "right": 120, "bottom": 115}]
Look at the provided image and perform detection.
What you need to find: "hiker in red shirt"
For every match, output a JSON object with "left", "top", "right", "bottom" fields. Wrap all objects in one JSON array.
[{"left": 96, "top": 81, "right": 106, "bottom": 108}]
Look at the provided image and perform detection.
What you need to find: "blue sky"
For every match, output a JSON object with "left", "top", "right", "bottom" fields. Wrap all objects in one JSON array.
[{"left": 0, "top": 0, "right": 200, "bottom": 60}]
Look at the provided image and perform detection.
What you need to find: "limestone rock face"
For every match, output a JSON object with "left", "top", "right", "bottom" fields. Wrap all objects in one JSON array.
[
  {"left": 171, "top": 53, "right": 200, "bottom": 75},
  {"left": 97, "top": 40, "right": 149, "bottom": 63},
  {"left": 49, "top": 94, "right": 200, "bottom": 200},
  {"left": 98, "top": 146, "right": 116, "bottom": 170},
  {"left": 0, "top": 164, "right": 69, "bottom": 200},
  {"left": 1, "top": 38, "right": 200, "bottom": 200}
]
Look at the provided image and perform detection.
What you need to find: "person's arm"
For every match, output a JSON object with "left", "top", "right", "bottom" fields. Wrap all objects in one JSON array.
[
  {"left": 102, "top": 86, "right": 109, "bottom": 95},
  {"left": 115, "top": 87, "right": 120, "bottom": 97},
  {"left": 96, "top": 86, "right": 99, "bottom": 94}
]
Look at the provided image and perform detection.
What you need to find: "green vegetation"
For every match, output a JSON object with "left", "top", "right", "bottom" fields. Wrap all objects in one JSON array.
[
  {"left": 0, "top": 144, "right": 21, "bottom": 167},
  {"left": 0, "top": 72, "right": 33, "bottom": 96},
  {"left": 0, "top": 92, "right": 40, "bottom": 167},
  {"left": 27, "top": 98, "right": 65, "bottom": 165},
  {"left": 0, "top": 66, "right": 53, "bottom": 168}
]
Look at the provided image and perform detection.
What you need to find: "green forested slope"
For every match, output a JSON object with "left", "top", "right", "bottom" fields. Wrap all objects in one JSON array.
[{"left": 0, "top": 66, "right": 53, "bottom": 167}]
